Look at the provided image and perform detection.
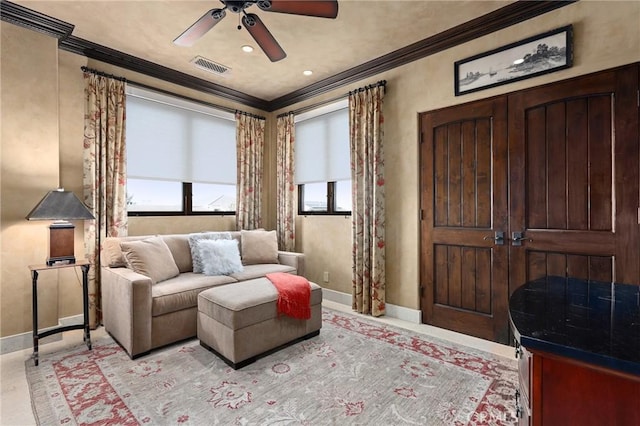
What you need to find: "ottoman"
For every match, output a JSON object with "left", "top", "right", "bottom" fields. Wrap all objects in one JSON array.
[{"left": 197, "top": 277, "right": 322, "bottom": 369}]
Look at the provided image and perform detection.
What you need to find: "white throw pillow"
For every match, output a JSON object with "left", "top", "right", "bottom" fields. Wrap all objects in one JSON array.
[
  {"left": 199, "top": 239, "right": 244, "bottom": 276},
  {"left": 188, "top": 232, "right": 231, "bottom": 273}
]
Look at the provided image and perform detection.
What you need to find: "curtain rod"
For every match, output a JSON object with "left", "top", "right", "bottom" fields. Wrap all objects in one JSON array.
[
  {"left": 81, "top": 66, "right": 126, "bottom": 82},
  {"left": 277, "top": 79, "right": 386, "bottom": 118},
  {"left": 80, "top": 67, "right": 264, "bottom": 120},
  {"left": 235, "top": 110, "right": 266, "bottom": 121},
  {"left": 276, "top": 111, "right": 295, "bottom": 120},
  {"left": 348, "top": 79, "right": 386, "bottom": 95}
]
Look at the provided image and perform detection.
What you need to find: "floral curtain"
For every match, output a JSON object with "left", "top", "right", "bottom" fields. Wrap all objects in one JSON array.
[
  {"left": 236, "top": 111, "right": 265, "bottom": 230},
  {"left": 83, "top": 70, "right": 127, "bottom": 328},
  {"left": 276, "top": 113, "right": 296, "bottom": 251},
  {"left": 349, "top": 82, "right": 386, "bottom": 316}
]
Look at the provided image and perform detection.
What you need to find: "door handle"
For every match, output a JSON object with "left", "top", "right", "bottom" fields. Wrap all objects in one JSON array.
[
  {"left": 483, "top": 231, "right": 505, "bottom": 245},
  {"left": 511, "top": 231, "right": 532, "bottom": 246}
]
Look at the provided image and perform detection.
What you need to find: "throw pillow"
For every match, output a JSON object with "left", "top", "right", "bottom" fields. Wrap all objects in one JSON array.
[
  {"left": 188, "top": 232, "right": 231, "bottom": 273},
  {"left": 199, "top": 239, "right": 244, "bottom": 276},
  {"left": 102, "top": 235, "right": 151, "bottom": 268},
  {"left": 161, "top": 234, "right": 193, "bottom": 273},
  {"left": 241, "top": 229, "right": 279, "bottom": 265},
  {"left": 120, "top": 236, "right": 180, "bottom": 284}
]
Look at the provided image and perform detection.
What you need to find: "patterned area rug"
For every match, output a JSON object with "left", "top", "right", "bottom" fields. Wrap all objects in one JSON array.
[{"left": 26, "top": 309, "right": 517, "bottom": 425}]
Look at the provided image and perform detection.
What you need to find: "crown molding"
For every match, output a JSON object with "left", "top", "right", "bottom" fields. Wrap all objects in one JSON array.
[
  {"left": 0, "top": 0, "right": 73, "bottom": 39},
  {"left": 2, "top": 0, "right": 576, "bottom": 112}
]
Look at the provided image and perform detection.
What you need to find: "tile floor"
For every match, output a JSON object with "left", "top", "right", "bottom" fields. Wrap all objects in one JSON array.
[{"left": 0, "top": 300, "right": 514, "bottom": 425}]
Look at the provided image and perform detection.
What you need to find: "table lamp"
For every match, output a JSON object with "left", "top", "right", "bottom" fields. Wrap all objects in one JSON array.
[{"left": 26, "top": 188, "right": 95, "bottom": 266}]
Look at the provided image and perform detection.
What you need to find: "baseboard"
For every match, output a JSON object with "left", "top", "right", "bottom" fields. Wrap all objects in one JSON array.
[
  {"left": 321, "top": 287, "right": 353, "bottom": 306},
  {"left": 0, "top": 314, "right": 83, "bottom": 355},
  {"left": 322, "top": 288, "right": 422, "bottom": 324}
]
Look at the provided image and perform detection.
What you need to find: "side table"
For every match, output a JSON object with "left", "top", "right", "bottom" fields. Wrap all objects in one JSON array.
[{"left": 28, "top": 259, "right": 92, "bottom": 366}]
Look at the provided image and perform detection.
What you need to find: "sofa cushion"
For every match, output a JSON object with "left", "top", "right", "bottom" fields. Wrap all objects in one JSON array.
[
  {"left": 151, "top": 273, "right": 237, "bottom": 316},
  {"left": 161, "top": 234, "right": 193, "bottom": 273},
  {"left": 199, "top": 239, "right": 244, "bottom": 276},
  {"left": 120, "top": 237, "right": 180, "bottom": 284},
  {"left": 188, "top": 232, "right": 232, "bottom": 273},
  {"left": 241, "top": 230, "right": 279, "bottom": 265},
  {"left": 229, "top": 263, "right": 296, "bottom": 281}
]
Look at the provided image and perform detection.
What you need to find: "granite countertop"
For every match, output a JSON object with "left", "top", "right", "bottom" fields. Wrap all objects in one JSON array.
[{"left": 509, "top": 276, "right": 640, "bottom": 376}]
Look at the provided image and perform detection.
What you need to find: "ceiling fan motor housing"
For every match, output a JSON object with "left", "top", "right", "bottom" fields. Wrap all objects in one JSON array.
[{"left": 222, "top": 1, "right": 257, "bottom": 14}]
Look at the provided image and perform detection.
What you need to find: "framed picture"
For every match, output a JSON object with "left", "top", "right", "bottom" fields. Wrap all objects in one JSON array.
[{"left": 455, "top": 25, "right": 573, "bottom": 96}]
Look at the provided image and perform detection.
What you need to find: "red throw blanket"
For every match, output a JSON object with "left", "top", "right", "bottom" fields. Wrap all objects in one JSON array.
[{"left": 266, "top": 272, "right": 311, "bottom": 320}]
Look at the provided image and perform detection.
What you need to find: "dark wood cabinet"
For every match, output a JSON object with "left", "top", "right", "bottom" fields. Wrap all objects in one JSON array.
[
  {"left": 510, "top": 276, "right": 640, "bottom": 425},
  {"left": 514, "top": 342, "right": 640, "bottom": 425}
]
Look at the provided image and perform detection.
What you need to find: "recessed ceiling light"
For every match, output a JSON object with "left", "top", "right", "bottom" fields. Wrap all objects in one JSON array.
[
  {"left": 241, "top": 45, "right": 254, "bottom": 53},
  {"left": 513, "top": 58, "right": 525, "bottom": 65},
  {"left": 303, "top": 70, "right": 313, "bottom": 76}
]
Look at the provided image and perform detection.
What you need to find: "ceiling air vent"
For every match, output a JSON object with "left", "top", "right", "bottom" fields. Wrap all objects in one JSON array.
[{"left": 190, "top": 56, "right": 231, "bottom": 76}]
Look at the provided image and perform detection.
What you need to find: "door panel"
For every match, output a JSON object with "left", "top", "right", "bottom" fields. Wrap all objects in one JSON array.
[
  {"left": 508, "top": 65, "right": 639, "bottom": 295},
  {"left": 421, "top": 97, "right": 509, "bottom": 343},
  {"left": 525, "top": 96, "right": 614, "bottom": 232},
  {"left": 433, "top": 245, "right": 492, "bottom": 314},
  {"left": 526, "top": 252, "right": 613, "bottom": 283}
]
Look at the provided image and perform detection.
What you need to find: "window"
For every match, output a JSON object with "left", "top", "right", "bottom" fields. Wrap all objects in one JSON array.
[
  {"left": 126, "top": 86, "right": 236, "bottom": 215},
  {"left": 295, "top": 100, "right": 351, "bottom": 215}
]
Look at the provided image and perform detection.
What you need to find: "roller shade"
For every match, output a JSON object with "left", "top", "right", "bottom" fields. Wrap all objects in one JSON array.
[
  {"left": 295, "top": 104, "right": 350, "bottom": 184},
  {"left": 126, "top": 87, "right": 236, "bottom": 184}
]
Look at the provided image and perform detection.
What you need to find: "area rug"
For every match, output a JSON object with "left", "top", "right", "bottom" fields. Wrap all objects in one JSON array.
[{"left": 26, "top": 309, "right": 518, "bottom": 425}]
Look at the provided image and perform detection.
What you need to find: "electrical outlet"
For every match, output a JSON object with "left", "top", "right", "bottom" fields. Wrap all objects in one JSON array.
[{"left": 323, "top": 271, "right": 329, "bottom": 283}]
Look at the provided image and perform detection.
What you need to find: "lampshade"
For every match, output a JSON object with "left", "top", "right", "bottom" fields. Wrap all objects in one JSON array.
[
  {"left": 26, "top": 188, "right": 94, "bottom": 266},
  {"left": 26, "top": 189, "right": 95, "bottom": 221}
]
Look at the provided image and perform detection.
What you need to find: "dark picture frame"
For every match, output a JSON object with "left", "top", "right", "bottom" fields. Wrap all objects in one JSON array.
[{"left": 454, "top": 25, "right": 573, "bottom": 96}]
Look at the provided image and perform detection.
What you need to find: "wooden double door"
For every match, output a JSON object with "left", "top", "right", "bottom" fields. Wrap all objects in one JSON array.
[{"left": 419, "top": 64, "right": 639, "bottom": 343}]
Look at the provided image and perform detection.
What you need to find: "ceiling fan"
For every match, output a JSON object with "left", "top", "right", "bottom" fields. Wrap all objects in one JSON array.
[{"left": 173, "top": 1, "right": 339, "bottom": 62}]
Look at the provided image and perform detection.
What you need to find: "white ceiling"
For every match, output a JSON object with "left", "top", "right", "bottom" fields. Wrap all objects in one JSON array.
[{"left": 14, "top": 0, "right": 510, "bottom": 101}]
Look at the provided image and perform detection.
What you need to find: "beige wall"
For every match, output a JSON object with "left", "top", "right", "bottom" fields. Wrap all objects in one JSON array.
[
  {"left": 1, "top": 1, "right": 638, "bottom": 338},
  {"left": 1, "top": 23, "right": 62, "bottom": 335}
]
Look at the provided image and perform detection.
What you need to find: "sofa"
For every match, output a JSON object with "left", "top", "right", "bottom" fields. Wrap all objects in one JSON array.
[{"left": 100, "top": 229, "right": 305, "bottom": 359}]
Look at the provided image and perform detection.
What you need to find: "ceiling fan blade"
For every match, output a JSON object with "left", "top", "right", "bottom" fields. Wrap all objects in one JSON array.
[
  {"left": 242, "top": 13, "right": 286, "bottom": 62},
  {"left": 173, "top": 8, "right": 226, "bottom": 46},
  {"left": 259, "top": 1, "right": 338, "bottom": 19}
]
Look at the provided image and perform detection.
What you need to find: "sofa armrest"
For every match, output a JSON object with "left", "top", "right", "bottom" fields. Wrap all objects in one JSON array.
[
  {"left": 277, "top": 251, "right": 305, "bottom": 277},
  {"left": 101, "top": 266, "right": 153, "bottom": 358}
]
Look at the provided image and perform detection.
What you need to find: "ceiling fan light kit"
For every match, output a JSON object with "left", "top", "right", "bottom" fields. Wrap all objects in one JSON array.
[{"left": 173, "top": 0, "right": 339, "bottom": 62}]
